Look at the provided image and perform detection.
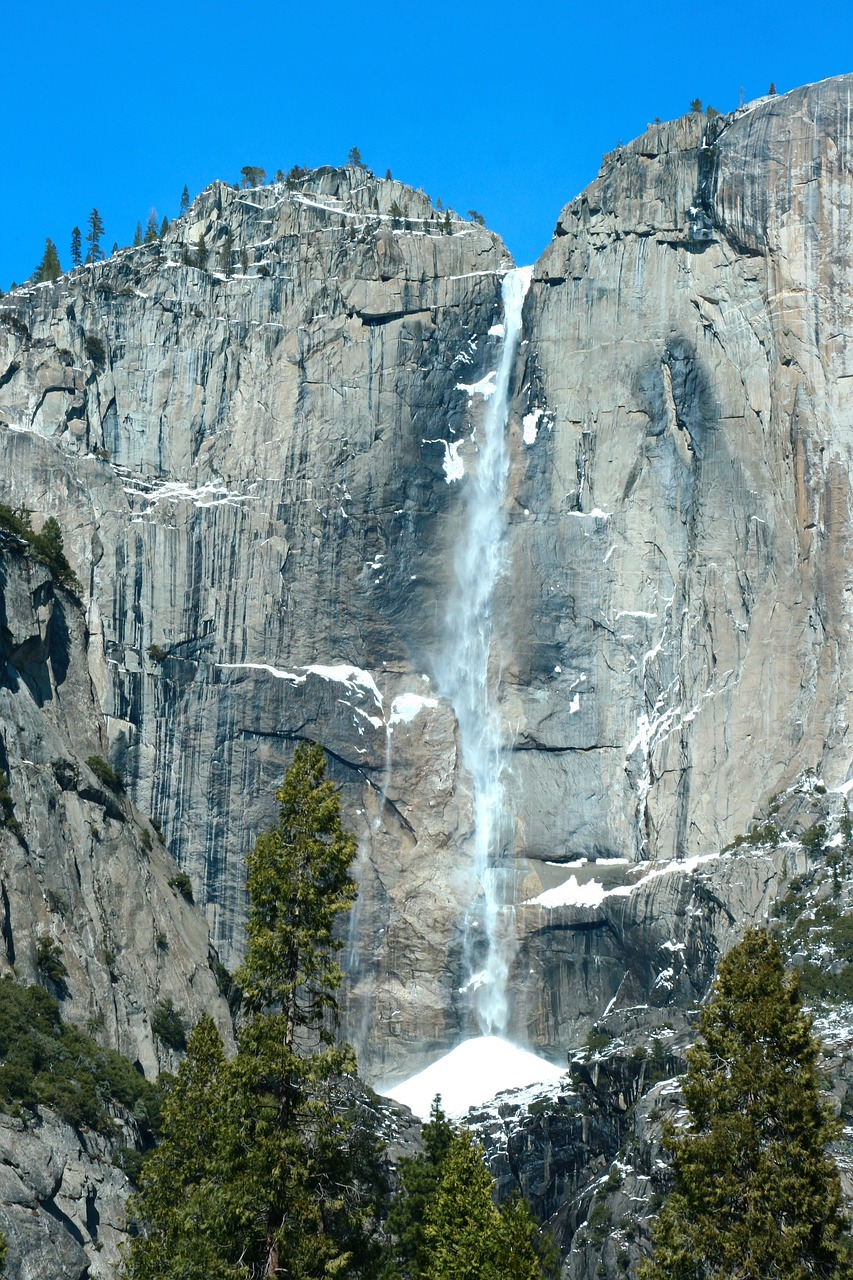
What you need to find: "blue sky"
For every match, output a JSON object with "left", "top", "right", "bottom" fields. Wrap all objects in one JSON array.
[{"left": 2, "top": 1, "right": 852, "bottom": 290}]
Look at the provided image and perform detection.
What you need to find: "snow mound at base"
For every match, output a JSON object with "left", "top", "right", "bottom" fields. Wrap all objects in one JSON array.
[{"left": 381, "top": 1035, "right": 567, "bottom": 1121}]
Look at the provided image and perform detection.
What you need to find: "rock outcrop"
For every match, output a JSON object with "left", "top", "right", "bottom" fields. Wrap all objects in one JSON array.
[
  {"left": 2, "top": 81, "right": 853, "bottom": 1080},
  {"left": 0, "top": 544, "right": 233, "bottom": 1071}
]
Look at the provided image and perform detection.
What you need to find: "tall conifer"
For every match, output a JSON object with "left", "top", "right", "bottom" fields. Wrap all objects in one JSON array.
[{"left": 641, "top": 930, "right": 853, "bottom": 1280}]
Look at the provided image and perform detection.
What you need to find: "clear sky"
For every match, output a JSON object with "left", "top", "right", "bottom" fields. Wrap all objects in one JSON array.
[{"left": 3, "top": 0, "right": 852, "bottom": 290}]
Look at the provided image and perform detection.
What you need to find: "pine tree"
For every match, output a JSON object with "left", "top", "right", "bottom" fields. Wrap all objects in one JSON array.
[
  {"left": 123, "top": 1015, "right": 242, "bottom": 1280},
  {"left": 180, "top": 184, "right": 190, "bottom": 215},
  {"left": 33, "top": 238, "right": 61, "bottom": 283},
  {"left": 196, "top": 233, "right": 208, "bottom": 269},
  {"left": 384, "top": 1096, "right": 454, "bottom": 1275},
  {"left": 159, "top": 215, "right": 169, "bottom": 238},
  {"left": 132, "top": 222, "right": 142, "bottom": 248},
  {"left": 240, "top": 166, "right": 266, "bottom": 188},
  {"left": 640, "top": 930, "right": 853, "bottom": 1280},
  {"left": 422, "top": 1130, "right": 541, "bottom": 1280},
  {"left": 123, "top": 744, "right": 381, "bottom": 1280},
  {"left": 85, "top": 208, "right": 104, "bottom": 262},
  {"left": 347, "top": 146, "right": 363, "bottom": 167},
  {"left": 70, "top": 226, "right": 82, "bottom": 267},
  {"left": 144, "top": 211, "right": 158, "bottom": 244}
]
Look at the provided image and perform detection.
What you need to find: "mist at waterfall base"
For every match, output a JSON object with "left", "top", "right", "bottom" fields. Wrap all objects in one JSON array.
[{"left": 384, "top": 1037, "right": 567, "bottom": 1121}]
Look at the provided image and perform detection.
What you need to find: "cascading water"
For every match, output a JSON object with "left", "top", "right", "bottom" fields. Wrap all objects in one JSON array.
[{"left": 437, "top": 265, "right": 532, "bottom": 1035}]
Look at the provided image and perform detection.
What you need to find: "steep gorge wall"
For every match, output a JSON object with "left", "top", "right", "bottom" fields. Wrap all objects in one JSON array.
[{"left": 2, "top": 81, "right": 853, "bottom": 1079}]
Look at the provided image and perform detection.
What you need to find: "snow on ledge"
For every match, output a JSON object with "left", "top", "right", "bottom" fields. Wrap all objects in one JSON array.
[
  {"left": 389, "top": 692, "right": 438, "bottom": 726},
  {"left": 217, "top": 661, "right": 383, "bottom": 709},
  {"left": 526, "top": 851, "right": 723, "bottom": 910},
  {"left": 381, "top": 1036, "right": 567, "bottom": 1121}
]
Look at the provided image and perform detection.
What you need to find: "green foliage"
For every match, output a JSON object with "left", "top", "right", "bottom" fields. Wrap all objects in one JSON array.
[
  {"left": 151, "top": 998, "right": 187, "bottom": 1050},
  {"left": 84, "top": 334, "right": 106, "bottom": 368},
  {"left": 586, "top": 1025, "right": 612, "bottom": 1055},
  {"left": 33, "top": 238, "right": 62, "bottom": 283},
  {"left": 690, "top": 98, "right": 703, "bottom": 113},
  {"left": 159, "top": 215, "right": 169, "bottom": 238},
  {"left": 196, "top": 233, "right": 208, "bottom": 269},
  {"left": 86, "top": 754, "right": 123, "bottom": 791},
  {"left": 240, "top": 165, "right": 266, "bottom": 188},
  {"left": 180, "top": 184, "right": 190, "bottom": 215},
  {"left": 123, "top": 743, "right": 384, "bottom": 1280},
  {"left": 422, "top": 1129, "right": 542, "bottom": 1280},
  {"left": 724, "top": 819, "right": 780, "bottom": 852},
  {"left": 168, "top": 872, "right": 194, "bottom": 903},
  {"left": 640, "top": 930, "right": 853, "bottom": 1280},
  {"left": 0, "top": 505, "right": 79, "bottom": 590},
  {"left": 147, "top": 643, "right": 168, "bottom": 662},
  {"left": 347, "top": 146, "right": 363, "bottom": 167},
  {"left": 384, "top": 1095, "right": 455, "bottom": 1275},
  {"left": 144, "top": 211, "right": 159, "bottom": 244},
  {"left": 70, "top": 226, "right": 82, "bottom": 266},
  {"left": 85, "top": 208, "right": 104, "bottom": 263},
  {"left": 132, "top": 221, "right": 142, "bottom": 248},
  {"left": 35, "top": 936, "right": 67, "bottom": 986},
  {"left": 0, "top": 979, "right": 161, "bottom": 1138},
  {"left": 801, "top": 822, "right": 827, "bottom": 855}
]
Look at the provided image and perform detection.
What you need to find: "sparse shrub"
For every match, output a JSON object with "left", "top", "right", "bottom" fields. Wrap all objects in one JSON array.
[
  {"left": 151, "top": 998, "right": 187, "bottom": 1051},
  {"left": 86, "top": 755, "right": 123, "bottom": 791},
  {"left": 0, "top": 979, "right": 162, "bottom": 1137},
  {"left": 586, "top": 1025, "right": 612, "bottom": 1055},
  {"left": 147, "top": 644, "right": 168, "bottom": 662},
  {"left": 84, "top": 335, "right": 106, "bottom": 368},
  {"left": 35, "top": 936, "right": 67, "bottom": 985},
  {"left": 801, "top": 823, "right": 827, "bottom": 856},
  {"left": 169, "top": 873, "right": 194, "bottom": 904}
]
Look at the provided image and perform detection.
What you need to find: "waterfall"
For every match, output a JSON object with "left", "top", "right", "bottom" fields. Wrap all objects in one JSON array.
[{"left": 437, "top": 265, "right": 532, "bottom": 1035}]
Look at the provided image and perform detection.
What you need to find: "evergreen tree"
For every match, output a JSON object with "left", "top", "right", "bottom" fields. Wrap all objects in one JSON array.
[
  {"left": 383, "top": 1096, "right": 454, "bottom": 1275},
  {"left": 85, "top": 208, "right": 104, "bottom": 262},
  {"left": 159, "top": 215, "right": 169, "bottom": 238},
  {"left": 180, "top": 184, "right": 190, "bottom": 215},
  {"left": 640, "top": 930, "right": 853, "bottom": 1280},
  {"left": 240, "top": 166, "right": 266, "bottom": 188},
  {"left": 422, "top": 1130, "right": 541, "bottom": 1280},
  {"left": 70, "top": 226, "right": 82, "bottom": 267},
  {"left": 123, "top": 744, "right": 381, "bottom": 1280},
  {"left": 144, "top": 211, "right": 159, "bottom": 244},
  {"left": 196, "top": 233, "right": 208, "bottom": 269},
  {"left": 33, "top": 238, "right": 61, "bottom": 283},
  {"left": 347, "top": 146, "right": 363, "bottom": 167},
  {"left": 123, "top": 1015, "right": 242, "bottom": 1280},
  {"left": 132, "top": 222, "right": 142, "bottom": 248}
]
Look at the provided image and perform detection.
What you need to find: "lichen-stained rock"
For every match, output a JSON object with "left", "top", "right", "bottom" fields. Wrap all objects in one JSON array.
[{"left": 0, "top": 546, "right": 233, "bottom": 1072}]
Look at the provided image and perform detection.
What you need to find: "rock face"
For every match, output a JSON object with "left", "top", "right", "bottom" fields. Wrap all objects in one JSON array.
[
  {"left": 2, "top": 81, "right": 853, "bottom": 1080},
  {"left": 0, "top": 543, "right": 233, "bottom": 1070}
]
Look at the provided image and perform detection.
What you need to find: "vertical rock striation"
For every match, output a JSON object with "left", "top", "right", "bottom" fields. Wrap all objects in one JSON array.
[{"left": 2, "top": 81, "right": 853, "bottom": 1076}]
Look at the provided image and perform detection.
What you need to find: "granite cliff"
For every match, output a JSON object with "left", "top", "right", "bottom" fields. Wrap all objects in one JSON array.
[{"left": 1, "top": 77, "right": 853, "bottom": 1086}]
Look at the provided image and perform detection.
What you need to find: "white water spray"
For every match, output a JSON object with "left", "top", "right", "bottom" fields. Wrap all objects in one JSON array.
[{"left": 437, "top": 266, "right": 532, "bottom": 1035}]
